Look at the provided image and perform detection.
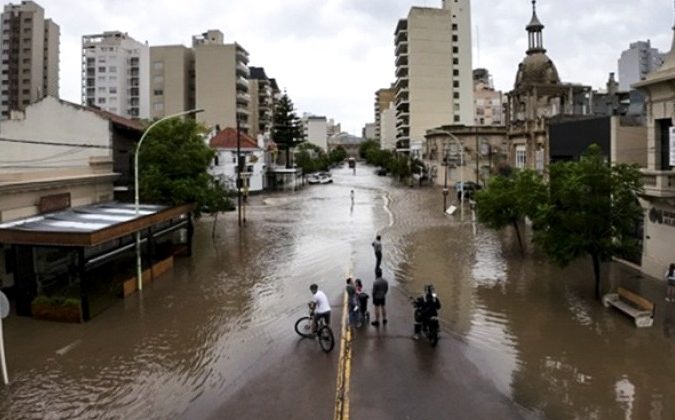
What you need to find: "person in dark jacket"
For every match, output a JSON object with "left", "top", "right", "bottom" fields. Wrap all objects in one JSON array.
[
  {"left": 414, "top": 285, "right": 441, "bottom": 340},
  {"left": 371, "top": 267, "right": 388, "bottom": 327}
]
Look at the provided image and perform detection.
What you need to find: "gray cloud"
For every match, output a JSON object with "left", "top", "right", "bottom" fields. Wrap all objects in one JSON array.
[{"left": 27, "top": 0, "right": 675, "bottom": 135}]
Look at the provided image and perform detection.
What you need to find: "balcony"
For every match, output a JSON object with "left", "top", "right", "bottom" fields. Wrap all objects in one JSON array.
[
  {"left": 236, "top": 92, "right": 250, "bottom": 105},
  {"left": 395, "top": 29, "right": 408, "bottom": 45},
  {"left": 236, "top": 76, "right": 249, "bottom": 89},
  {"left": 395, "top": 41, "right": 408, "bottom": 56},
  {"left": 236, "top": 62, "right": 249, "bottom": 77},
  {"left": 395, "top": 54, "right": 408, "bottom": 67},
  {"left": 395, "top": 65, "right": 408, "bottom": 78},
  {"left": 641, "top": 169, "right": 675, "bottom": 198}
]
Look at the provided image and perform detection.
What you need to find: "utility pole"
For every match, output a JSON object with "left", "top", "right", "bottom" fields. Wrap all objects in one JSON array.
[
  {"left": 443, "top": 144, "right": 449, "bottom": 213},
  {"left": 237, "top": 117, "right": 242, "bottom": 227},
  {"left": 475, "top": 127, "right": 480, "bottom": 185}
]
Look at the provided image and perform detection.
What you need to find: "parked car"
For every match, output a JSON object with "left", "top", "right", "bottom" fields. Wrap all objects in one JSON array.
[
  {"left": 375, "top": 167, "right": 388, "bottom": 176},
  {"left": 308, "top": 172, "right": 333, "bottom": 184},
  {"left": 454, "top": 181, "right": 482, "bottom": 200}
]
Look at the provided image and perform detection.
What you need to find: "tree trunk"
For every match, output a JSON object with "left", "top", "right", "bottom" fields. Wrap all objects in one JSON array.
[
  {"left": 512, "top": 220, "right": 524, "bottom": 255},
  {"left": 591, "top": 253, "right": 601, "bottom": 300}
]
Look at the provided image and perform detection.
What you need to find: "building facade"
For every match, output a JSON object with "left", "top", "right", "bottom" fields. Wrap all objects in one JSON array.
[
  {"left": 248, "top": 66, "right": 274, "bottom": 138},
  {"left": 208, "top": 127, "right": 265, "bottom": 192},
  {"left": 394, "top": 0, "right": 473, "bottom": 153},
  {"left": 362, "top": 122, "right": 376, "bottom": 140},
  {"left": 194, "top": 30, "right": 250, "bottom": 132},
  {"left": 380, "top": 103, "right": 397, "bottom": 151},
  {"left": 505, "top": 1, "right": 591, "bottom": 171},
  {"left": 0, "top": 1, "right": 59, "bottom": 118},
  {"left": 634, "top": 30, "right": 675, "bottom": 281},
  {"left": 374, "top": 86, "right": 395, "bottom": 142},
  {"left": 303, "top": 115, "right": 328, "bottom": 150},
  {"left": 618, "top": 40, "right": 664, "bottom": 92},
  {"left": 473, "top": 68, "right": 503, "bottom": 126},
  {"left": 81, "top": 31, "right": 149, "bottom": 119},
  {"left": 149, "top": 45, "right": 194, "bottom": 120}
]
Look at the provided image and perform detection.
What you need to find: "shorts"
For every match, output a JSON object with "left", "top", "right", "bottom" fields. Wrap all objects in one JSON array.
[
  {"left": 668, "top": 279, "right": 675, "bottom": 287},
  {"left": 315, "top": 311, "right": 331, "bottom": 326},
  {"left": 373, "top": 297, "right": 386, "bottom": 307}
]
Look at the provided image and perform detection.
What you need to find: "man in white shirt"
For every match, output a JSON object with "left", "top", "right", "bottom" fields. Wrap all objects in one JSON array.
[{"left": 310, "top": 284, "right": 331, "bottom": 326}]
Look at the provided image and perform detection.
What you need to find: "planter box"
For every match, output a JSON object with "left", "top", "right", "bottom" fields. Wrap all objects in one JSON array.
[
  {"left": 121, "top": 256, "right": 174, "bottom": 297},
  {"left": 31, "top": 301, "right": 82, "bottom": 323}
]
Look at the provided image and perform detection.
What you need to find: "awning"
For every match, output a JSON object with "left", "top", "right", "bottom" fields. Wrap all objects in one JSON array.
[{"left": 0, "top": 202, "right": 194, "bottom": 247}]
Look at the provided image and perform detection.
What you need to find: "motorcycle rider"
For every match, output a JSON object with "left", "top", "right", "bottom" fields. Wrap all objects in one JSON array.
[{"left": 413, "top": 285, "right": 441, "bottom": 340}]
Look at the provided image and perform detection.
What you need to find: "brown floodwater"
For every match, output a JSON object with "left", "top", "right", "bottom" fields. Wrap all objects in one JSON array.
[{"left": 0, "top": 165, "right": 673, "bottom": 419}]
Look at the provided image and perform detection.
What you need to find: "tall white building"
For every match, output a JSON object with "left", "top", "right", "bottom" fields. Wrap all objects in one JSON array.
[
  {"left": 394, "top": 0, "right": 473, "bottom": 153},
  {"left": 82, "top": 31, "right": 150, "bottom": 118},
  {"left": 618, "top": 40, "right": 664, "bottom": 91},
  {"left": 303, "top": 115, "right": 328, "bottom": 150}
]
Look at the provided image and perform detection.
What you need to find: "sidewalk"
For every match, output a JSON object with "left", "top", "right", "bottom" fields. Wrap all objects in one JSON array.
[{"left": 347, "top": 287, "right": 529, "bottom": 420}]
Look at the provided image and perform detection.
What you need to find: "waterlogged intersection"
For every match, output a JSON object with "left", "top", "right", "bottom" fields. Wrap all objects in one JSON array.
[{"left": 1, "top": 166, "right": 674, "bottom": 419}]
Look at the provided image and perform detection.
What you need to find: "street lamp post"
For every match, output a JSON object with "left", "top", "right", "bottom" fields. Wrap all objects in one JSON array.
[
  {"left": 134, "top": 108, "right": 204, "bottom": 292},
  {"left": 442, "top": 145, "right": 449, "bottom": 213}
]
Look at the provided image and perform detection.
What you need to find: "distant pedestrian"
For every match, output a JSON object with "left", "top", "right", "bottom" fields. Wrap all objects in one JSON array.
[
  {"left": 355, "top": 278, "right": 369, "bottom": 326},
  {"left": 666, "top": 263, "right": 675, "bottom": 303},
  {"left": 350, "top": 190, "right": 355, "bottom": 206},
  {"left": 371, "top": 267, "right": 388, "bottom": 327},
  {"left": 372, "top": 235, "right": 382, "bottom": 271}
]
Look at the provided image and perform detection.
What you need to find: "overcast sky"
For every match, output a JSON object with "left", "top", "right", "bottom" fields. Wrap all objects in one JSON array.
[{"left": 26, "top": 0, "right": 675, "bottom": 135}]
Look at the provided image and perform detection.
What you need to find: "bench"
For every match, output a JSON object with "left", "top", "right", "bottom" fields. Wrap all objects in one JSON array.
[{"left": 602, "top": 287, "right": 655, "bottom": 328}]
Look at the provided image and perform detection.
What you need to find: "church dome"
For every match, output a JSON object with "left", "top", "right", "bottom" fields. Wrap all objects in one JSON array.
[{"left": 515, "top": 52, "right": 560, "bottom": 89}]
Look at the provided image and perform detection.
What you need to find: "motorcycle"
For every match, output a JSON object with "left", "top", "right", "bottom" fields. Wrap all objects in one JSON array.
[{"left": 412, "top": 285, "right": 441, "bottom": 347}]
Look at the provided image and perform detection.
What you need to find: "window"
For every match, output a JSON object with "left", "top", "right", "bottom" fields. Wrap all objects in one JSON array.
[
  {"left": 109, "top": 76, "right": 117, "bottom": 82},
  {"left": 97, "top": 97, "right": 106, "bottom": 104},
  {"left": 153, "top": 61, "right": 164, "bottom": 70},
  {"left": 108, "top": 66, "right": 116, "bottom": 73},
  {"left": 453, "top": 46, "right": 458, "bottom": 53},
  {"left": 453, "top": 81, "right": 459, "bottom": 88},
  {"left": 452, "top": 35, "right": 458, "bottom": 42},
  {"left": 454, "top": 103, "right": 460, "bottom": 111},
  {"left": 98, "top": 76, "right": 106, "bottom": 82},
  {"left": 453, "top": 58, "right": 459, "bottom": 65},
  {"left": 454, "top": 115, "right": 460, "bottom": 122},
  {"left": 452, "top": 24, "right": 458, "bottom": 31},
  {"left": 453, "top": 69, "right": 459, "bottom": 76},
  {"left": 153, "top": 102, "right": 164, "bottom": 111},
  {"left": 98, "top": 66, "right": 106, "bottom": 73},
  {"left": 98, "top": 57, "right": 106, "bottom": 63},
  {"left": 98, "top": 86, "right": 106, "bottom": 93},
  {"left": 153, "top": 75, "right": 164, "bottom": 84},
  {"left": 109, "top": 87, "right": 117, "bottom": 94},
  {"left": 453, "top": 92, "right": 460, "bottom": 99},
  {"left": 515, "top": 145, "right": 527, "bottom": 169},
  {"left": 153, "top": 89, "right": 163, "bottom": 95}
]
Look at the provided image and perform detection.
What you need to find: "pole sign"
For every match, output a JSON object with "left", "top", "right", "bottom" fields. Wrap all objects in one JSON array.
[{"left": 670, "top": 126, "right": 675, "bottom": 167}]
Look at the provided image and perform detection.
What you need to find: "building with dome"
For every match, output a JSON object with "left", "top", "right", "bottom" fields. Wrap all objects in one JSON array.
[{"left": 505, "top": 1, "right": 591, "bottom": 171}]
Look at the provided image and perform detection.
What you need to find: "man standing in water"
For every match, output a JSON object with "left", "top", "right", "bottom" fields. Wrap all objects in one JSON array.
[
  {"left": 371, "top": 268, "right": 388, "bottom": 327},
  {"left": 372, "top": 235, "right": 382, "bottom": 271},
  {"left": 350, "top": 190, "right": 355, "bottom": 206}
]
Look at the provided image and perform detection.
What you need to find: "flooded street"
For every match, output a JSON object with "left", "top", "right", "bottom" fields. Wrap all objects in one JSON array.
[{"left": 1, "top": 164, "right": 674, "bottom": 419}]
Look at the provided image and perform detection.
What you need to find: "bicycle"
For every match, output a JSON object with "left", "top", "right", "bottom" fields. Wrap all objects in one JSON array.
[{"left": 294, "top": 302, "right": 335, "bottom": 353}]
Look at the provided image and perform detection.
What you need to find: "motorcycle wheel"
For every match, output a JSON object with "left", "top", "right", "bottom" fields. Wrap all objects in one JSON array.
[
  {"left": 429, "top": 330, "right": 439, "bottom": 347},
  {"left": 294, "top": 316, "right": 313, "bottom": 338},
  {"left": 318, "top": 326, "right": 335, "bottom": 353}
]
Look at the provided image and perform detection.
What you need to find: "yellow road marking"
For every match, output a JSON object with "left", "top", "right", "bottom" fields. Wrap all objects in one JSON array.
[{"left": 334, "top": 276, "right": 353, "bottom": 420}]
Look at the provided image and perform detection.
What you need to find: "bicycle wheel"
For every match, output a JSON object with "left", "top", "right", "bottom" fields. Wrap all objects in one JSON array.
[
  {"left": 294, "top": 316, "right": 313, "bottom": 338},
  {"left": 317, "top": 326, "right": 335, "bottom": 353}
]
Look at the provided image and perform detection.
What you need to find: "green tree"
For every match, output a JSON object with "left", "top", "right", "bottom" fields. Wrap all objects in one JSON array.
[
  {"left": 271, "top": 93, "right": 304, "bottom": 168},
  {"left": 475, "top": 169, "right": 546, "bottom": 253},
  {"left": 533, "top": 145, "right": 643, "bottom": 299},
  {"left": 328, "top": 146, "right": 348, "bottom": 164},
  {"left": 138, "top": 118, "right": 234, "bottom": 216},
  {"left": 359, "top": 139, "right": 379, "bottom": 159}
]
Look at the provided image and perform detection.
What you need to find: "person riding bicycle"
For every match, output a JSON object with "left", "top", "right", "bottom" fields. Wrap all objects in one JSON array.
[
  {"left": 413, "top": 284, "right": 441, "bottom": 340},
  {"left": 310, "top": 284, "right": 331, "bottom": 331}
]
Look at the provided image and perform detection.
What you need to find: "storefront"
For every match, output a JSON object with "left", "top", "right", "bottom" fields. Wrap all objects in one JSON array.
[{"left": 0, "top": 202, "right": 194, "bottom": 322}]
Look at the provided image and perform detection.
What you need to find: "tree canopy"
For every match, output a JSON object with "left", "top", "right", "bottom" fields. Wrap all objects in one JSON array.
[
  {"left": 271, "top": 93, "right": 304, "bottom": 167},
  {"left": 533, "top": 145, "right": 643, "bottom": 299},
  {"left": 138, "top": 118, "right": 233, "bottom": 216}
]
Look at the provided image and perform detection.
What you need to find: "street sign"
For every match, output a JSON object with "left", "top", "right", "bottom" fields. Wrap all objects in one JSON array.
[
  {"left": 670, "top": 126, "right": 675, "bottom": 166},
  {"left": 0, "top": 292, "right": 8, "bottom": 319}
]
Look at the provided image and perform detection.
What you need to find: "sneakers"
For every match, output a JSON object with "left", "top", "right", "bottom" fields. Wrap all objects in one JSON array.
[{"left": 371, "top": 321, "right": 380, "bottom": 327}]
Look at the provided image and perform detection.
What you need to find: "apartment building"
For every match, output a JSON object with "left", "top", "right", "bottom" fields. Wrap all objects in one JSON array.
[
  {"left": 380, "top": 103, "right": 397, "bottom": 151},
  {"left": 303, "top": 114, "right": 328, "bottom": 150},
  {"left": 618, "top": 40, "right": 664, "bottom": 92},
  {"left": 362, "top": 122, "right": 376, "bottom": 140},
  {"left": 0, "top": 1, "right": 59, "bottom": 118},
  {"left": 149, "top": 45, "right": 194, "bottom": 119},
  {"left": 394, "top": 0, "right": 473, "bottom": 153},
  {"left": 81, "top": 31, "right": 149, "bottom": 119},
  {"left": 248, "top": 66, "right": 274, "bottom": 138},
  {"left": 193, "top": 30, "right": 250, "bottom": 132},
  {"left": 473, "top": 68, "right": 503, "bottom": 126},
  {"left": 374, "top": 86, "right": 395, "bottom": 142}
]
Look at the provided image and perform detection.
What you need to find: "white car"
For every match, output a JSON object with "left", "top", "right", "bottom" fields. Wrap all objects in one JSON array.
[{"left": 308, "top": 172, "right": 333, "bottom": 184}]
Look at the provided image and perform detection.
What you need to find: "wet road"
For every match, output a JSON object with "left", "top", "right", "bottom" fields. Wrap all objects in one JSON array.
[{"left": 1, "top": 164, "right": 674, "bottom": 419}]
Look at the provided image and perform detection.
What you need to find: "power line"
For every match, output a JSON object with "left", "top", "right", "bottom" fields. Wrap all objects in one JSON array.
[{"left": 0, "top": 137, "right": 111, "bottom": 149}]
